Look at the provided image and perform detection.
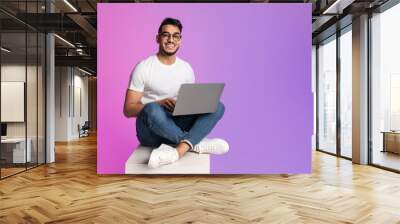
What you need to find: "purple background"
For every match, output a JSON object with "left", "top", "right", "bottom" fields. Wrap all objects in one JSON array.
[{"left": 98, "top": 3, "right": 312, "bottom": 174}]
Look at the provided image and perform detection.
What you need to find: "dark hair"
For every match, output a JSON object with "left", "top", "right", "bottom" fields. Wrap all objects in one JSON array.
[{"left": 158, "top": 17, "right": 183, "bottom": 34}]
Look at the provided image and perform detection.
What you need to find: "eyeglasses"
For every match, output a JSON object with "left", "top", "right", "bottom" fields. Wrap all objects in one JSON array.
[{"left": 159, "top": 32, "right": 182, "bottom": 41}]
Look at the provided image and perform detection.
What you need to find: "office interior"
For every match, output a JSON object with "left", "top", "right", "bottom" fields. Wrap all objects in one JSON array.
[
  {"left": 313, "top": 0, "right": 400, "bottom": 172},
  {"left": 0, "top": 0, "right": 97, "bottom": 179},
  {"left": 0, "top": 0, "right": 400, "bottom": 222},
  {"left": 0, "top": 0, "right": 399, "bottom": 177}
]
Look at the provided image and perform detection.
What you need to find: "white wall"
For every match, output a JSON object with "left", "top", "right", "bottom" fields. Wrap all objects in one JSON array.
[
  {"left": 55, "top": 66, "right": 89, "bottom": 141},
  {"left": 55, "top": 66, "right": 70, "bottom": 141},
  {"left": 1, "top": 66, "right": 26, "bottom": 137},
  {"left": 70, "top": 72, "right": 89, "bottom": 139},
  {"left": 1, "top": 65, "right": 41, "bottom": 137}
]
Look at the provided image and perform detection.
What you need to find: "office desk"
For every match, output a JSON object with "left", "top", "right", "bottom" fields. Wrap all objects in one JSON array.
[
  {"left": 382, "top": 131, "right": 400, "bottom": 154},
  {"left": 1, "top": 138, "right": 32, "bottom": 163}
]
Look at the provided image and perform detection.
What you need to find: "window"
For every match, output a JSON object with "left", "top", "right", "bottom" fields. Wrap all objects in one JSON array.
[
  {"left": 339, "top": 28, "right": 352, "bottom": 158},
  {"left": 317, "top": 36, "right": 337, "bottom": 154},
  {"left": 370, "top": 2, "right": 400, "bottom": 171}
]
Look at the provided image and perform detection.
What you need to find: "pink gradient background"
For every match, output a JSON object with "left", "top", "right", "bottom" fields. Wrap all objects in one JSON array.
[{"left": 98, "top": 3, "right": 312, "bottom": 174}]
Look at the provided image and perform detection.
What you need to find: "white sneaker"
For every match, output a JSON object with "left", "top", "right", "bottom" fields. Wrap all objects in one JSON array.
[
  {"left": 192, "top": 138, "right": 229, "bottom": 155},
  {"left": 148, "top": 144, "right": 179, "bottom": 169}
]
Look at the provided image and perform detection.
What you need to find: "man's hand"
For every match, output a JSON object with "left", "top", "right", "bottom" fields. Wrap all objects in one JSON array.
[{"left": 156, "top": 98, "right": 176, "bottom": 112}]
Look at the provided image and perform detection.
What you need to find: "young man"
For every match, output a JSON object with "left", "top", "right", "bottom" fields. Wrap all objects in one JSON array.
[{"left": 124, "top": 17, "right": 228, "bottom": 169}]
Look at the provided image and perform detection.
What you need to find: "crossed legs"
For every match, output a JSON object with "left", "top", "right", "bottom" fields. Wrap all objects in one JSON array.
[{"left": 136, "top": 102, "right": 225, "bottom": 161}]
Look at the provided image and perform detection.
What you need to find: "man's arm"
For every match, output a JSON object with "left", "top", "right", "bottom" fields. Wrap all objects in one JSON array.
[
  {"left": 123, "top": 89, "right": 144, "bottom": 117},
  {"left": 123, "top": 90, "right": 177, "bottom": 118}
]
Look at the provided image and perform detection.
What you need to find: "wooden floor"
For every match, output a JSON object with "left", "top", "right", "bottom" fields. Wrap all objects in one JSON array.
[
  {"left": 1, "top": 134, "right": 400, "bottom": 224},
  {"left": 1, "top": 167, "right": 26, "bottom": 178},
  {"left": 373, "top": 150, "right": 400, "bottom": 171}
]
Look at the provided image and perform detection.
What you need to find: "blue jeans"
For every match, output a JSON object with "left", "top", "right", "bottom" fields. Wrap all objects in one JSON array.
[{"left": 136, "top": 102, "right": 225, "bottom": 148}]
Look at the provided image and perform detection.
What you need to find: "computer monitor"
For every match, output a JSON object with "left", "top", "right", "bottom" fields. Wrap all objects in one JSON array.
[{"left": 1, "top": 123, "right": 7, "bottom": 137}]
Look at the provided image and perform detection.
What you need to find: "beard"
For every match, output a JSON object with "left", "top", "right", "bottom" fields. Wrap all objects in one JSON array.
[{"left": 160, "top": 45, "right": 179, "bottom": 56}]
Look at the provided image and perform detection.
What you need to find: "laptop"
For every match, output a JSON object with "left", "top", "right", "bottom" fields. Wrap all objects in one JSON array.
[{"left": 172, "top": 83, "right": 225, "bottom": 116}]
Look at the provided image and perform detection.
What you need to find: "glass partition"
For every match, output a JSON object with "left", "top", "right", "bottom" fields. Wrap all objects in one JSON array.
[
  {"left": 27, "top": 31, "right": 38, "bottom": 169},
  {"left": 0, "top": 1, "right": 46, "bottom": 179},
  {"left": 38, "top": 32, "right": 45, "bottom": 165},
  {"left": 1, "top": 31, "right": 28, "bottom": 177}
]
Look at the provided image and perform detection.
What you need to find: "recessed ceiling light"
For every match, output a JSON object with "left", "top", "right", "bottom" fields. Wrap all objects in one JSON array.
[
  {"left": 63, "top": 0, "right": 78, "bottom": 12},
  {"left": 322, "top": 0, "right": 354, "bottom": 15},
  {"left": 78, "top": 67, "right": 93, "bottom": 76},
  {"left": 54, "top": 34, "right": 75, "bottom": 48},
  {"left": 1, "top": 47, "right": 11, "bottom": 53}
]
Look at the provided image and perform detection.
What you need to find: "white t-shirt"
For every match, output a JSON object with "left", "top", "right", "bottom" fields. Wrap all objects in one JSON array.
[{"left": 128, "top": 55, "right": 195, "bottom": 104}]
